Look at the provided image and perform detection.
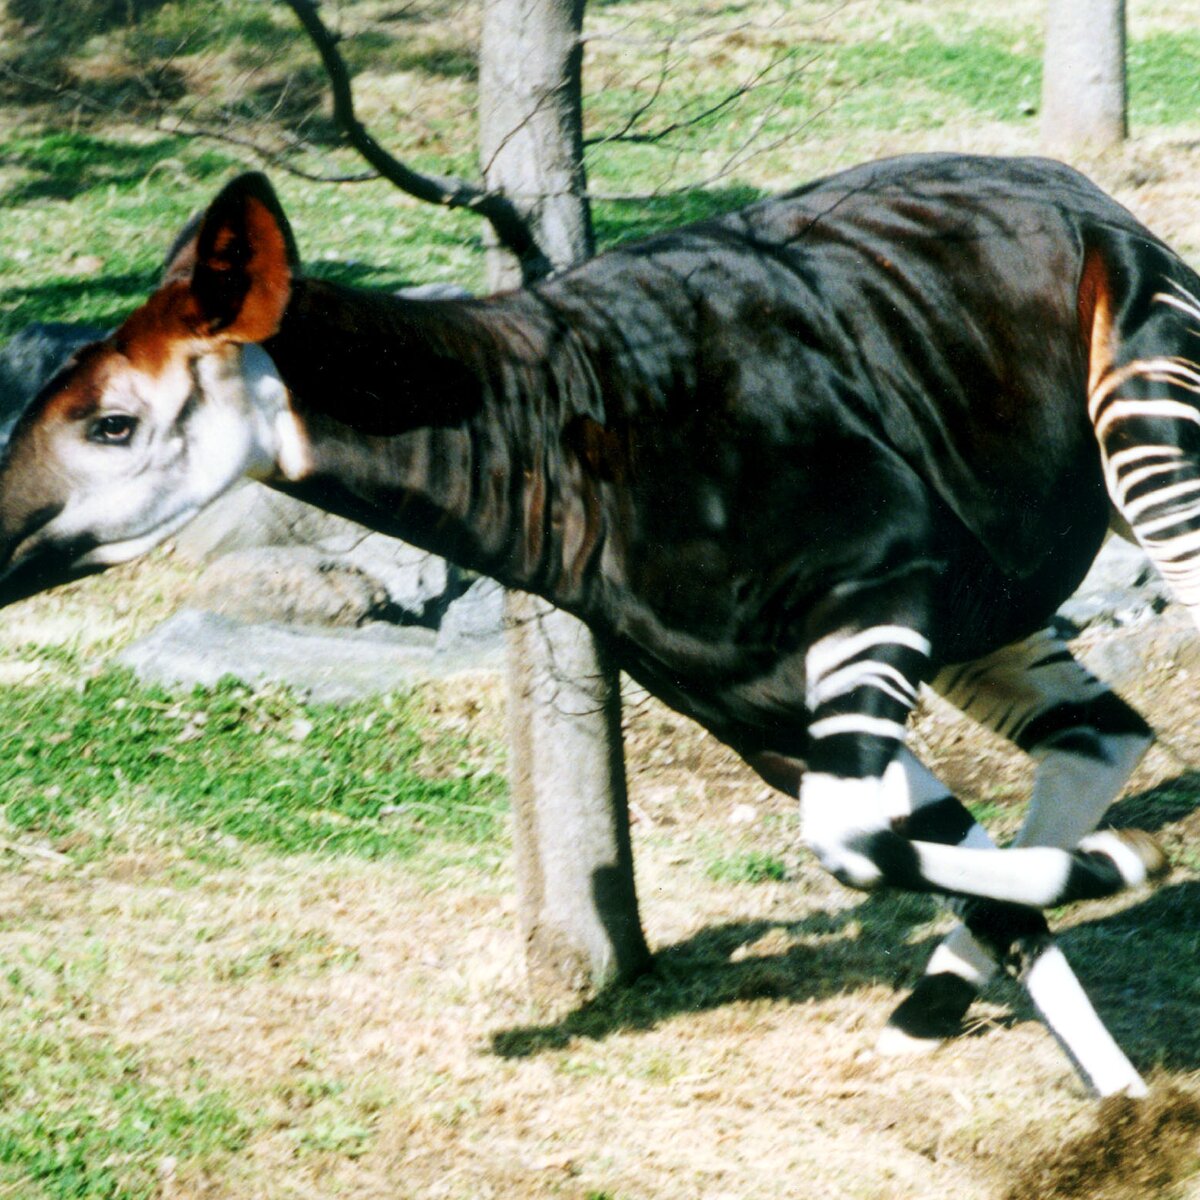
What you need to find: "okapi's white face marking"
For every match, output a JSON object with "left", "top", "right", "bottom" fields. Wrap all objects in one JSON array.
[
  {"left": 0, "top": 339, "right": 302, "bottom": 601},
  {"left": 51, "top": 346, "right": 291, "bottom": 568},
  {"left": 0, "top": 170, "right": 307, "bottom": 608}
]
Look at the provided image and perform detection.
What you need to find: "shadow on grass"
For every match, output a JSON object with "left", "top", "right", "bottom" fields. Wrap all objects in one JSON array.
[
  {"left": 1063, "top": 880, "right": 1200, "bottom": 1073},
  {"left": 0, "top": 131, "right": 229, "bottom": 207},
  {"left": 494, "top": 867, "right": 1200, "bottom": 1076},
  {"left": 1, "top": 271, "right": 155, "bottom": 341},
  {"left": 1, "top": 261, "right": 409, "bottom": 341}
]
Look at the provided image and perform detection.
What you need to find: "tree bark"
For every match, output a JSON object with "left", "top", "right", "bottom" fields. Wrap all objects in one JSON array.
[
  {"left": 478, "top": 0, "right": 651, "bottom": 1001},
  {"left": 1041, "top": 0, "right": 1127, "bottom": 155}
]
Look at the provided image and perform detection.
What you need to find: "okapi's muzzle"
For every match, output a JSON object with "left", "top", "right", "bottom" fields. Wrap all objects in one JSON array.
[
  {"left": 0, "top": 532, "right": 98, "bottom": 611},
  {"left": 0, "top": 496, "right": 95, "bottom": 610}
]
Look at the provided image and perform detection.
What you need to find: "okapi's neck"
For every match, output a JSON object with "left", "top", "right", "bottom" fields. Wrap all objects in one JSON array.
[{"left": 262, "top": 278, "right": 610, "bottom": 606}]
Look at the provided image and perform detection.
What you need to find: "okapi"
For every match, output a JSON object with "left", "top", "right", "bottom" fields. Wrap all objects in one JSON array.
[{"left": 0, "top": 155, "right": 1195, "bottom": 1096}]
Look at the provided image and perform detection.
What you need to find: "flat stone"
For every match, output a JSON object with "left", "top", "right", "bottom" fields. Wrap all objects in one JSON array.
[
  {"left": 175, "top": 484, "right": 464, "bottom": 625},
  {"left": 116, "top": 608, "right": 500, "bottom": 702},
  {"left": 1058, "top": 537, "right": 1170, "bottom": 633}
]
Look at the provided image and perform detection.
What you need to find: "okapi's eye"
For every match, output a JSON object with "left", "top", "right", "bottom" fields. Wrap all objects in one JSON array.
[{"left": 87, "top": 414, "right": 139, "bottom": 446}]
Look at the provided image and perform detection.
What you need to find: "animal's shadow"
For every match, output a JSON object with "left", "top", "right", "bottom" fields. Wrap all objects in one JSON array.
[{"left": 494, "top": 775, "right": 1200, "bottom": 1075}]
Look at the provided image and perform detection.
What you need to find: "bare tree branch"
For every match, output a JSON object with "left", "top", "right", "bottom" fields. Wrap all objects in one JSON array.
[
  {"left": 278, "top": 0, "right": 551, "bottom": 282},
  {"left": 585, "top": 49, "right": 821, "bottom": 149}
]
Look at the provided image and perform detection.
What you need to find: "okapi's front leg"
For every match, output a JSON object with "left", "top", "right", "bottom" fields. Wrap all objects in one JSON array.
[
  {"left": 798, "top": 619, "right": 1161, "bottom": 907},
  {"left": 886, "top": 629, "right": 1155, "bottom": 1055},
  {"left": 800, "top": 621, "right": 1155, "bottom": 1096},
  {"left": 877, "top": 749, "right": 1151, "bottom": 1098}
]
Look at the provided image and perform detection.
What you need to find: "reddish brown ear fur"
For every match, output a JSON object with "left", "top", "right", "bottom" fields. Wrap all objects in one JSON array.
[{"left": 165, "top": 172, "right": 299, "bottom": 344}]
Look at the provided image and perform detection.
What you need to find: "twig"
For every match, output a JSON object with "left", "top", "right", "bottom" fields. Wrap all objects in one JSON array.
[
  {"left": 278, "top": 0, "right": 551, "bottom": 282},
  {"left": 156, "top": 116, "right": 378, "bottom": 183}
]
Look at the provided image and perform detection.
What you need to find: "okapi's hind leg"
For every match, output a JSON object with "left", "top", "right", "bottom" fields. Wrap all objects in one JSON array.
[
  {"left": 1086, "top": 243, "right": 1200, "bottom": 625},
  {"left": 880, "top": 629, "right": 1156, "bottom": 1097}
]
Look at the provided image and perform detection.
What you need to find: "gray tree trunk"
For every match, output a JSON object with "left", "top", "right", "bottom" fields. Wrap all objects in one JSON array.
[
  {"left": 1041, "top": 0, "right": 1127, "bottom": 155},
  {"left": 478, "top": 0, "right": 651, "bottom": 1000}
]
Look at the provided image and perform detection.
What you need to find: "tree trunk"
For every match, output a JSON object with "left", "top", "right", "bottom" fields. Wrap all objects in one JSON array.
[
  {"left": 1041, "top": 0, "right": 1127, "bottom": 155},
  {"left": 478, "top": 0, "right": 651, "bottom": 1001}
]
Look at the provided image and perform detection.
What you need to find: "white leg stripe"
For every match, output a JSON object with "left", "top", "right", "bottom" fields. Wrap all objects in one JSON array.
[
  {"left": 926, "top": 924, "right": 996, "bottom": 989},
  {"left": 1123, "top": 477, "right": 1200, "bottom": 521},
  {"left": 808, "top": 659, "right": 918, "bottom": 708},
  {"left": 909, "top": 843, "right": 1073, "bottom": 907},
  {"left": 1106, "top": 443, "right": 1183, "bottom": 474},
  {"left": 1094, "top": 398, "right": 1200, "bottom": 441},
  {"left": 1155, "top": 281, "right": 1200, "bottom": 324},
  {"left": 880, "top": 748, "right": 952, "bottom": 816},
  {"left": 808, "top": 715, "right": 908, "bottom": 741},
  {"left": 806, "top": 625, "right": 931, "bottom": 681},
  {"left": 1024, "top": 943, "right": 1148, "bottom": 1098},
  {"left": 1078, "top": 831, "right": 1150, "bottom": 887}
]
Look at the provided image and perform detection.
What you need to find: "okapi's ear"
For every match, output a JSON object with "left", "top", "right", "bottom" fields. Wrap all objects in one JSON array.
[{"left": 163, "top": 172, "right": 299, "bottom": 343}]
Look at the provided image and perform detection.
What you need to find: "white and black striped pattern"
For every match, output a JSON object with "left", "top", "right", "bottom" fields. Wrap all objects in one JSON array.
[
  {"left": 805, "top": 625, "right": 928, "bottom": 748},
  {"left": 797, "top": 626, "right": 1161, "bottom": 906},
  {"left": 1093, "top": 280, "right": 1200, "bottom": 620},
  {"left": 882, "top": 629, "right": 1154, "bottom": 1083}
]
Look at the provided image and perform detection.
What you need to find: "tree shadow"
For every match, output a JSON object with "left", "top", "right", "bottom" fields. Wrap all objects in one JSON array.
[
  {"left": 493, "top": 867, "right": 1200, "bottom": 1079},
  {"left": 593, "top": 185, "right": 766, "bottom": 249},
  {"left": 0, "top": 132, "right": 228, "bottom": 207},
  {"left": 1059, "top": 881, "right": 1200, "bottom": 1073},
  {"left": 1107, "top": 772, "right": 1200, "bottom": 833},
  {"left": 0, "top": 260, "right": 413, "bottom": 344},
  {"left": 492, "top": 888, "right": 946, "bottom": 1058}
]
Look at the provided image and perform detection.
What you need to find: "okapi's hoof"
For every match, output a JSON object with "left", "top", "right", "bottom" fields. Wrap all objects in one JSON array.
[
  {"left": 1080, "top": 829, "right": 1170, "bottom": 889},
  {"left": 876, "top": 972, "right": 978, "bottom": 1056}
]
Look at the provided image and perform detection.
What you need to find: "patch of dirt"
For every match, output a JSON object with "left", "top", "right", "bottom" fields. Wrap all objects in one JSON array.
[{"left": 1003, "top": 1085, "right": 1200, "bottom": 1200}]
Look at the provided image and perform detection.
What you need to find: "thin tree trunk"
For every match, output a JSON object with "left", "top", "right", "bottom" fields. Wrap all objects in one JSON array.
[
  {"left": 478, "top": 0, "right": 651, "bottom": 1001},
  {"left": 1041, "top": 0, "right": 1127, "bottom": 155}
]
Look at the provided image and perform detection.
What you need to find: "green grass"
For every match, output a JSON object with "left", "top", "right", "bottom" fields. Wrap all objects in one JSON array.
[
  {"left": 1, "top": 3, "right": 1196, "bottom": 343},
  {"left": 0, "top": 668, "right": 507, "bottom": 867},
  {"left": 705, "top": 849, "right": 789, "bottom": 885},
  {"left": 0, "top": 1033, "right": 249, "bottom": 1200},
  {"left": 1129, "top": 32, "right": 1200, "bottom": 126}
]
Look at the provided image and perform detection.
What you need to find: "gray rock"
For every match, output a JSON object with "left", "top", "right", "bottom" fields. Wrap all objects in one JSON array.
[
  {"left": 116, "top": 608, "right": 471, "bottom": 702},
  {"left": 436, "top": 577, "right": 506, "bottom": 659},
  {"left": 1057, "top": 536, "right": 1170, "bottom": 633},
  {"left": 0, "top": 322, "right": 107, "bottom": 443},
  {"left": 191, "top": 547, "right": 390, "bottom": 627},
  {"left": 175, "top": 484, "right": 466, "bottom": 626},
  {"left": 174, "top": 483, "right": 360, "bottom": 562}
]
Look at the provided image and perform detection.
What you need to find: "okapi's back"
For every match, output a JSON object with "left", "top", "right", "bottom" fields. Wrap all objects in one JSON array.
[{"left": 576, "top": 155, "right": 1159, "bottom": 592}]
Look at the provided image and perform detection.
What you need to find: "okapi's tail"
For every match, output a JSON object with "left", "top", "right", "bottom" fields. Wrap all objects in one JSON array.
[{"left": 1082, "top": 236, "right": 1200, "bottom": 625}]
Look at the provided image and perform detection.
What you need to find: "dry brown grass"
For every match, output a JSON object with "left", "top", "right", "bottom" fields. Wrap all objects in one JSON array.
[{"left": 5, "top": 553, "right": 1200, "bottom": 1198}]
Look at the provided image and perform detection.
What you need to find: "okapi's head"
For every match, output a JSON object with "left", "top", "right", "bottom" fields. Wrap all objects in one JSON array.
[{"left": 0, "top": 173, "right": 308, "bottom": 608}]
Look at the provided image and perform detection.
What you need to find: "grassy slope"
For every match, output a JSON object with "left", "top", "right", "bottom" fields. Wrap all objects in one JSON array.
[{"left": 3, "top": 1, "right": 1200, "bottom": 1197}]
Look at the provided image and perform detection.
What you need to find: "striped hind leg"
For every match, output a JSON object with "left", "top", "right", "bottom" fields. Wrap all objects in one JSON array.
[
  {"left": 1085, "top": 246, "right": 1200, "bottom": 624},
  {"left": 884, "top": 630, "right": 1154, "bottom": 1058}
]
